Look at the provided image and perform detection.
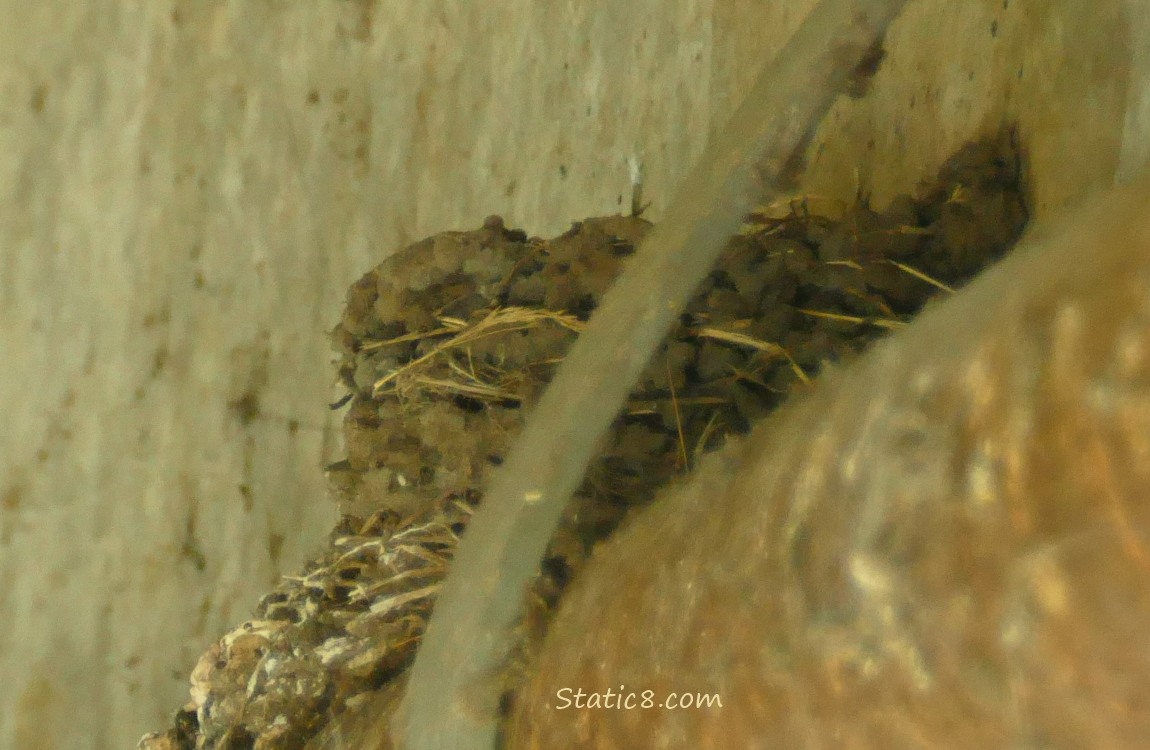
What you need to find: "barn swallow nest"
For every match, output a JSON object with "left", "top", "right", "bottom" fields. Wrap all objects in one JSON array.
[{"left": 141, "top": 131, "right": 1027, "bottom": 750}]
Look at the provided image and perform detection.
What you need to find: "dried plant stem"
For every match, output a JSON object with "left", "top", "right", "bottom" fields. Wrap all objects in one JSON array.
[
  {"left": 796, "top": 307, "right": 907, "bottom": 329},
  {"left": 886, "top": 259, "right": 956, "bottom": 292},
  {"left": 372, "top": 307, "right": 583, "bottom": 395},
  {"left": 398, "top": 2, "right": 911, "bottom": 749}
]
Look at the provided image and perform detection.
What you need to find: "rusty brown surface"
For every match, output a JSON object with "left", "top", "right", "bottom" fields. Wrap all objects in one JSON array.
[{"left": 508, "top": 177, "right": 1150, "bottom": 748}]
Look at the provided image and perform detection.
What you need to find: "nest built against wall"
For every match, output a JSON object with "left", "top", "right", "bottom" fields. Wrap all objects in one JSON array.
[{"left": 140, "top": 131, "right": 1028, "bottom": 750}]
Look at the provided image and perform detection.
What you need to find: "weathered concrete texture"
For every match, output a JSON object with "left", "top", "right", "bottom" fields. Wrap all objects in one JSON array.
[
  {"left": 0, "top": 1, "right": 1146, "bottom": 749},
  {"left": 715, "top": 0, "right": 1137, "bottom": 217}
]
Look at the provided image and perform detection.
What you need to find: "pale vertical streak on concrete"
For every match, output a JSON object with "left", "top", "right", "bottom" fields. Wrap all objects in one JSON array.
[{"left": 0, "top": 2, "right": 718, "bottom": 748}]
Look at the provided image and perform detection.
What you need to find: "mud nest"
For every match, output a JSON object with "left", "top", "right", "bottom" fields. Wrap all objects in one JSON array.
[{"left": 141, "top": 132, "right": 1028, "bottom": 750}]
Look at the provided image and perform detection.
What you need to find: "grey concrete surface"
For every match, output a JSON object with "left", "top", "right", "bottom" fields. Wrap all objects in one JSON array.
[{"left": 0, "top": 2, "right": 1146, "bottom": 748}]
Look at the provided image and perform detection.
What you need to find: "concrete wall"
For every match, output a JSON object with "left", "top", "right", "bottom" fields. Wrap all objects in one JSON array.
[{"left": 0, "top": 1, "right": 1146, "bottom": 748}]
